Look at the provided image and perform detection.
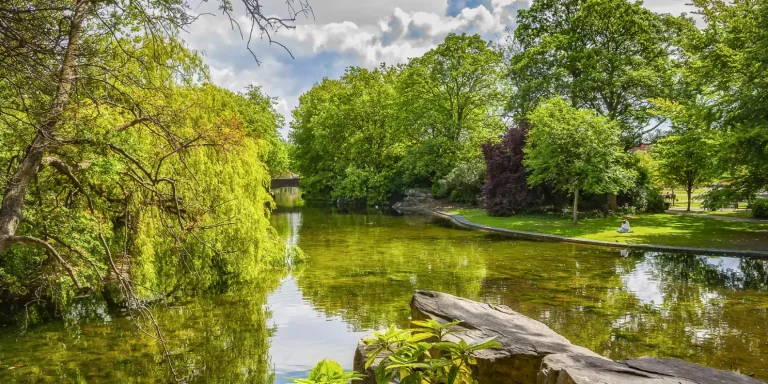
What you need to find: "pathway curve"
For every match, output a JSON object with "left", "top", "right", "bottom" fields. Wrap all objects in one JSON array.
[
  {"left": 665, "top": 210, "right": 768, "bottom": 223},
  {"left": 397, "top": 207, "right": 768, "bottom": 258}
]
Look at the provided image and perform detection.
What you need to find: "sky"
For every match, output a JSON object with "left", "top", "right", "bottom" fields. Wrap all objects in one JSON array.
[{"left": 183, "top": 0, "right": 697, "bottom": 137}]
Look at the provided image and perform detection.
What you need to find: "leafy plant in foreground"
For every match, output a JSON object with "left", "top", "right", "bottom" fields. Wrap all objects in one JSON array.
[
  {"left": 293, "top": 319, "right": 499, "bottom": 384},
  {"left": 291, "top": 359, "right": 366, "bottom": 384},
  {"left": 364, "top": 320, "right": 499, "bottom": 384}
]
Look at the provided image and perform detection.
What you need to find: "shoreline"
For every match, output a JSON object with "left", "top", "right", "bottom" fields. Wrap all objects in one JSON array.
[{"left": 397, "top": 206, "right": 768, "bottom": 258}]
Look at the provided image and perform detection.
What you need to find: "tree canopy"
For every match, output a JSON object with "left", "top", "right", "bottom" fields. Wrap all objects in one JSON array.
[
  {"left": 290, "top": 33, "right": 505, "bottom": 204},
  {"left": 0, "top": 0, "right": 310, "bottom": 317},
  {"left": 397, "top": 33, "right": 505, "bottom": 186},
  {"left": 684, "top": 0, "right": 768, "bottom": 200},
  {"left": 525, "top": 98, "right": 635, "bottom": 223},
  {"left": 508, "top": 0, "right": 695, "bottom": 147}
]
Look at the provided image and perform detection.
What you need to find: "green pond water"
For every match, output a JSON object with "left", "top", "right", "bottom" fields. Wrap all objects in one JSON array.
[{"left": 1, "top": 193, "right": 768, "bottom": 382}]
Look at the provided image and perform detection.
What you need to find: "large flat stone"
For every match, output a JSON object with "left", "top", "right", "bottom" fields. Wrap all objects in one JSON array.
[
  {"left": 537, "top": 354, "right": 765, "bottom": 384},
  {"left": 410, "top": 290, "right": 604, "bottom": 384},
  {"left": 538, "top": 354, "right": 696, "bottom": 384},
  {"left": 353, "top": 291, "right": 766, "bottom": 384},
  {"left": 623, "top": 357, "right": 765, "bottom": 384}
]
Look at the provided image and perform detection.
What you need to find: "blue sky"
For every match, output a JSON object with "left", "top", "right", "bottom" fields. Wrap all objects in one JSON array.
[{"left": 183, "top": 0, "right": 695, "bottom": 137}]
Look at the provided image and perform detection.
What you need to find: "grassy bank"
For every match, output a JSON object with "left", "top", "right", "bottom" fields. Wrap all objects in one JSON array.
[{"left": 450, "top": 209, "right": 768, "bottom": 251}]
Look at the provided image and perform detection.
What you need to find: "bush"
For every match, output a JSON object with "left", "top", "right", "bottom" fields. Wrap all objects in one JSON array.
[
  {"left": 481, "top": 124, "right": 551, "bottom": 216},
  {"left": 293, "top": 320, "right": 500, "bottom": 384},
  {"left": 291, "top": 359, "right": 365, "bottom": 384},
  {"left": 628, "top": 185, "right": 665, "bottom": 213},
  {"left": 753, "top": 199, "right": 768, "bottom": 218},
  {"left": 437, "top": 160, "right": 486, "bottom": 204}
]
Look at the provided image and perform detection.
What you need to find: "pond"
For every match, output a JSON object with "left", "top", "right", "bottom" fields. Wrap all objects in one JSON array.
[{"left": 2, "top": 200, "right": 768, "bottom": 382}]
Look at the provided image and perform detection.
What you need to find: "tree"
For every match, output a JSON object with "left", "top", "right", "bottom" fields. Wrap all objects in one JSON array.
[
  {"left": 653, "top": 132, "right": 719, "bottom": 212},
  {"left": 291, "top": 66, "right": 405, "bottom": 204},
  {"left": 652, "top": 100, "right": 722, "bottom": 211},
  {"left": 0, "top": 0, "right": 311, "bottom": 294},
  {"left": 0, "top": 3, "right": 314, "bottom": 373},
  {"left": 481, "top": 122, "right": 553, "bottom": 216},
  {"left": 684, "top": 0, "right": 768, "bottom": 199},
  {"left": 507, "top": 0, "right": 695, "bottom": 147},
  {"left": 524, "top": 98, "right": 634, "bottom": 224},
  {"left": 397, "top": 33, "right": 505, "bottom": 186},
  {"left": 241, "top": 85, "right": 291, "bottom": 177}
]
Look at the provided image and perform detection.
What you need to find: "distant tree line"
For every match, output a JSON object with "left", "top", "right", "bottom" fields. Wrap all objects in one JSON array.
[{"left": 291, "top": 0, "right": 768, "bottom": 219}]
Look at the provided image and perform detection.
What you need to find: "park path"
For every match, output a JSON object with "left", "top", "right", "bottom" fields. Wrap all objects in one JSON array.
[{"left": 664, "top": 210, "right": 768, "bottom": 223}]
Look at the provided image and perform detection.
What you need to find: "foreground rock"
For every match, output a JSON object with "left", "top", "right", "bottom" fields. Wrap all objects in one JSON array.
[
  {"left": 411, "top": 290, "right": 604, "bottom": 384},
  {"left": 402, "top": 290, "right": 764, "bottom": 384},
  {"left": 353, "top": 291, "right": 765, "bottom": 384},
  {"left": 539, "top": 354, "right": 765, "bottom": 384}
]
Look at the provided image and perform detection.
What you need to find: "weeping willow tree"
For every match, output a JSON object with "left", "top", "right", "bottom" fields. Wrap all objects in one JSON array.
[{"left": 0, "top": 0, "right": 312, "bottom": 308}]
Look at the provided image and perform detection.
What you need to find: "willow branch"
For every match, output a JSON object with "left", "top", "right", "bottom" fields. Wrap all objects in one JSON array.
[{"left": 4, "top": 235, "right": 83, "bottom": 290}]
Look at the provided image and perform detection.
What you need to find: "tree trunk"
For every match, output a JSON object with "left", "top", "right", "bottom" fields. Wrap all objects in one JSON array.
[
  {"left": 687, "top": 187, "right": 692, "bottom": 212},
  {"left": 0, "top": 0, "right": 91, "bottom": 253},
  {"left": 572, "top": 186, "right": 579, "bottom": 225}
]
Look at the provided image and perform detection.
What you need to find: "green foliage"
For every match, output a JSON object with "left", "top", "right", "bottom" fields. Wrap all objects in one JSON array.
[
  {"left": 508, "top": 0, "right": 695, "bottom": 147},
  {"left": 291, "top": 319, "right": 501, "bottom": 384},
  {"left": 360, "top": 320, "right": 500, "bottom": 384},
  {"left": 438, "top": 160, "right": 486, "bottom": 204},
  {"left": 0, "top": 37, "right": 286, "bottom": 301},
  {"left": 701, "top": 186, "right": 755, "bottom": 212},
  {"left": 241, "top": 85, "right": 290, "bottom": 177},
  {"left": 752, "top": 199, "right": 768, "bottom": 219},
  {"left": 524, "top": 98, "right": 635, "bottom": 223},
  {"left": 398, "top": 33, "right": 505, "bottom": 187},
  {"left": 290, "top": 34, "right": 505, "bottom": 203},
  {"left": 290, "top": 66, "right": 404, "bottom": 204},
  {"left": 291, "top": 359, "right": 365, "bottom": 384},
  {"left": 650, "top": 102, "right": 722, "bottom": 211},
  {"left": 684, "top": 0, "right": 768, "bottom": 198},
  {"left": 624, "top": 153, "right": 665, "bottom": 213},
  {"left": 287, "top": 245, "right": 307, "bottom": 264}
]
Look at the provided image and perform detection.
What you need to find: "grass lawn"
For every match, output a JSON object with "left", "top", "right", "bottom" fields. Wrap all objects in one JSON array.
[{"left": 451, "top": 209, "right": 768, "bottom": 251}]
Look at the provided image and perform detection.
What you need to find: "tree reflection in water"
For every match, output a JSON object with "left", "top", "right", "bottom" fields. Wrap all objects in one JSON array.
[{"left": 1, "top": 206, "right": 768, "bottom": 382}]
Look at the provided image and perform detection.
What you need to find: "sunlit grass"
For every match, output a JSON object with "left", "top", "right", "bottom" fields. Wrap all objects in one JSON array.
[{"left": 450, "top": 209, "right": 768, "bottom": 250}]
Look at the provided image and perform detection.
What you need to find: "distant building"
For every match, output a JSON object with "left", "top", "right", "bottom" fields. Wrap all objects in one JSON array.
[{"left": 631, "top": 143, "right": 653, "bottom": 152}]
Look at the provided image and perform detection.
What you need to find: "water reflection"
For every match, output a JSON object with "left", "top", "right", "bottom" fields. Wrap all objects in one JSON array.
[
  {"left": 267, "top": 277, "right": 368, "bottom": 384},
  {"left": 622, "top": 260, "right": 664, "bottom": 306},
  {"left": 1, "top": 206, "right": 768, "bottom": 382},
  {"left": 272, "top": 187, "right": 304, "bottom": 209},
  {"left": 0, "top": 275, "right": 284, "bottom": 383},
  {"left": 280, "top": 208, "right": 768, "bottom": 379}
]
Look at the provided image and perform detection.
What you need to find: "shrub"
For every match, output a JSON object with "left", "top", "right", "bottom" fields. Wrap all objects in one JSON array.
[
  {"left": 437, "top": 160, "right": 486, "bottom": 203},
  {"left": 626, "top": 185, "right": 665, "bottom": 213},
  {"left": 291, "top": 359, "right": 365, "bottom": 384},
  {"left": 294, "top": 320, "right": 500, "bottom": 384},
  {"left": 481, "top": 124, "right": 551, "bottom": 216},
  {"left": 753, "top": 199, "right": 768, "bottom": 219}
]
